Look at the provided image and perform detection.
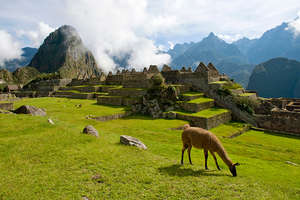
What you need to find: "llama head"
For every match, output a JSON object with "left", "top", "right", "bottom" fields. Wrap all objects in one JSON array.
[
  {"left": 229, "top": 163, "right": 240, "bottom": 177},
  {"left": 183, "top": 124, "right": 190, "bottom": 130}
]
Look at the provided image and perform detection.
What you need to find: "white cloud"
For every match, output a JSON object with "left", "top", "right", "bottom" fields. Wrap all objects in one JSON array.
[
  {"left": 63, "top": 0, "right": 171, "bottom": 72},
  {"left": 216, "top": 34, "right": 243, "bottom": 43},
  {"left": 286, "top": 11, "right": 300, "bottom": 36},
  {"left": 17, "top": 22, "right": 55, "bottom": 48},
  {"left": 0, "top": 30, "right": 23, "bottom": 65},
  {"left": 1, "top": 0, "right": 300, "bottom": 72}
]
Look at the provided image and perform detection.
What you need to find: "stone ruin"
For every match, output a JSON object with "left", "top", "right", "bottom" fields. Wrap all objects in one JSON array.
[{"left": 2, "top": 62, "right": 300, "bottom": 136}]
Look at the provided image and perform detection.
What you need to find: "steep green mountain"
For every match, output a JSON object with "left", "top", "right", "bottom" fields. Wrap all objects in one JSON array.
[
  {"left": 0, "top": 47, "right": 38, "bottom": 72},
  {"left": 247, "top": 58, "right": 300, "bottom": 98},
  {"left": 29, "top": 25, "right": 102, "bottom": 79}
]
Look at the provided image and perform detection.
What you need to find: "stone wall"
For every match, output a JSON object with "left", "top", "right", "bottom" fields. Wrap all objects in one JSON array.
[
  {"left": 0, "top": 103, "right": 13, "bottom": 110},
  {"left": 255, "top": 110, "right": 300, "bottom": 135},
  {"left": 0, "top": 93, "right": 16, "bottom": 101}
]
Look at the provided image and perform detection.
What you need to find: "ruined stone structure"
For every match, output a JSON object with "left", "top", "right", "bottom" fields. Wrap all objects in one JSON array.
[
  {"left": 161, "top": 62, "right": 225, "bottom": 91},
  {"left": 5, "top": 61, "right": 300, "bottom": 135}
]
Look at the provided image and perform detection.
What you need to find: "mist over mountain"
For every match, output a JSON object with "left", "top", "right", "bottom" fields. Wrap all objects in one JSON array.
[
  {"left": 29, "top": 25, "right": 102, "bottom": 79},
  {"left": 247, "top": 58, "right": 300, "bottom": 98},
  {"left": 0, "top": 47, "right": 37, "bottom": 72}
]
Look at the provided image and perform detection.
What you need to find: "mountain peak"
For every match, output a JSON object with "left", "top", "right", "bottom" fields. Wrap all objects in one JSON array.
[{"left": 29, "top": 25, "right": 102, "bottom": 79}]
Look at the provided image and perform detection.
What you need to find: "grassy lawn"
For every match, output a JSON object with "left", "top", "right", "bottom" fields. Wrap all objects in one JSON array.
[
  {"left": 181, "top": 92, "right": 204, "bottom": 97},
  {"left": 175, "top": 107, "right": 229, "bottom": 118},
  {"left": 187, "top": 97, "right": 214, "bottom": 104},
  {"left": 0, "top": 98, "right": 299, "bottom": 199},
  {"left": 239, "top": 93, "right": 256, "bottom": 97},
  {"left": 56, "top": 90, "right": 108, "bottom": 95}
]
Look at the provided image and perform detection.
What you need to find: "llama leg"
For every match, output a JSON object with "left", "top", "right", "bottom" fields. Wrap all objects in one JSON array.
[
  {"left": 188, "top": 145, "right": 193, "bottom": 165},
  {"left": 181, "top": 144, "right": 188, "bottom": 165},
  {"left": 204, "top": 149, "right": 208, "bottom": 170},
  {"left": 210, "top": 150, "right": 221, "bottom": 170}
]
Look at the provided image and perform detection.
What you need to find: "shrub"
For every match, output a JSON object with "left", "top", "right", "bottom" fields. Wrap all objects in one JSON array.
[
  {"left": 222, "top": 81, "right": 242, "bottom": 90},
  {"left": 234, "top": 96, "right": 259, "bottom": 115}
]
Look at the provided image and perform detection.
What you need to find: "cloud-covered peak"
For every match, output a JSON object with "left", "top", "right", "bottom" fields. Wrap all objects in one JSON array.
[
  {"left": 286, "top": 11, "right": 300, "bottom": 36},
  {"left": 0, "top": 30, "right": 23, "bottom": 65}
]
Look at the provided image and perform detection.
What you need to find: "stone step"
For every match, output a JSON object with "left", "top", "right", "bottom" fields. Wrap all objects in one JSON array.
[
  {"left": 54, "top": 91, "right": 106, "bottom": 99},
  {"left": 97, "top": 96, "right": 142, "bottom": 106},
  {"left": 169, "top": 108, "right": 231, "bottom": 130},
  {"left": 181, "top": 92, "right": 204, "bottom": 101},
  {"left": 179, "top": 97, "right": 215, "bottom": 112},
  {"left": 108, "top": 88, "right": 147, "bottom": 97}
]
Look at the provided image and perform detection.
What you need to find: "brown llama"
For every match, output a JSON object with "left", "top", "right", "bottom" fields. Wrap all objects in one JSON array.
[{"left": 181, "top": 124, "right": 240, "bottom": 176}]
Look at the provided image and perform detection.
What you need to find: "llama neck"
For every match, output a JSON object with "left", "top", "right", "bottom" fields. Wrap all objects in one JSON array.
[{"left": 216, "top": 145, "right": 233, "bottom": 167}]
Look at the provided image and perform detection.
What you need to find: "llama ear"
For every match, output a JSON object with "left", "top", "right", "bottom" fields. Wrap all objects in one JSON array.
[{"left": 234, "top": 163, "right": 240, "bottom": 166}]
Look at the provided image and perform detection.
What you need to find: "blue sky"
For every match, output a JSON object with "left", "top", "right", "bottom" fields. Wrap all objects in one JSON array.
[{"left": 1, "top": 0, "right": 300, "bottom": 71}]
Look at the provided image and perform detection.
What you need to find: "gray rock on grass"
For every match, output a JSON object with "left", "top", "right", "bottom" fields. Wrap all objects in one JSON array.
[
  {"left": 14, "top": 105, "right": 46, "bottom": 116},
  {"left": 82, "top": 125, "right": 99, "bottom": 137},
  {"left": 120, "top": 135, "right": 147, "bottom": 150}
]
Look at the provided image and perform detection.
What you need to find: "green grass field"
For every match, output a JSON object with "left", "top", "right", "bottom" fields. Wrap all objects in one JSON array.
[
  {"left": 175, "top": 107, "right": 229, "bottom": 118},
  {"left": 0, "top": 98, "right": 300, "bottom": 199}
]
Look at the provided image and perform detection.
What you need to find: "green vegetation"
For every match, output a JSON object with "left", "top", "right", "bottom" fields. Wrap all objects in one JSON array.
[
  {"left": 234, "top": 96, "right": 260, "bottom": 115},
  {"left": 0, "top": 98, "right": 300, "bottom": 199},
  {"left": 239, "top": 93, "right": 256, "bottom": 97},
  {"left": 222, "top": 82, "right": 243, "bottom": 90},
  {"left": 181, "top": 92, "right": 204, "bottom": 97},
  {"left": 187, "top": 97, "right": 214, "bottom": 104},
  {"left": 56, "top": 90, "right": 108, "bottom": 95},
  {"left": 175, "top": 108, "right": 229, "bottom": 118}
]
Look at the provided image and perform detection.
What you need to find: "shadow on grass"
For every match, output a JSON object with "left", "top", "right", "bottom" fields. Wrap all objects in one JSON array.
[{"left": 158, "top": 164, "right": 230, "bottom": 177}]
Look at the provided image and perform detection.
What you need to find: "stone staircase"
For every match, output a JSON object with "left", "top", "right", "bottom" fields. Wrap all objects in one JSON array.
[
  {"left": 97, "top": 87, "right": 146, "bottom": 106},
  {"left": 53, "top": 85, "right": 120, "bottom": 100},
  {"left": 166, "top": 92, "right": 232, "bottom": 129}
]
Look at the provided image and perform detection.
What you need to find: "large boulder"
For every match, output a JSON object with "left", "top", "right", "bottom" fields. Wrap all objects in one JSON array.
[
  {"left": 120, "top": 135, "right": 147, "bottom": 150},
  {"left": 14, "top": 105, "right": 46, "bottom": 116},
  {"left": 82, "top": 125, "right": 99, "bottom": 137}
]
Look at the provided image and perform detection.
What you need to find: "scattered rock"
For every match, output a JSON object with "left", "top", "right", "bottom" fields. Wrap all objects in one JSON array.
[
  {"left": 0, "top": 109, "right": 14, "bottom": 114},
  {"left": 120, "top": 135, "right": 147, "bottom": 150},
  {"left": 285, "top": 161, "right": 298, "bottom": 166},
  {"left": 82, "top": 125, "right": 99, "bottom": 137},
  {"left": 48, "top": 118, "right": 54, "bottom": 125},
  {"left": 82, "top": 196, "right": 90, "bottom": 200},
  {"left": 14, "top": 105, "right": 46, "bottom": 116},
  {"left": 91, "top": 174, "right": 104, "bottom": 183}
]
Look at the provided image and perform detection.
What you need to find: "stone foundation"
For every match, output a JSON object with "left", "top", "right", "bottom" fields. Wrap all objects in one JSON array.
[{"left": 0, "top": 103, "right": 13, "bottom": 111}]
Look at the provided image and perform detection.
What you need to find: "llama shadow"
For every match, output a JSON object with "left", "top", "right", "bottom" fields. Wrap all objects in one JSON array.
[{"left": 158, "top": 164, "right": 230, "bottom": 177}]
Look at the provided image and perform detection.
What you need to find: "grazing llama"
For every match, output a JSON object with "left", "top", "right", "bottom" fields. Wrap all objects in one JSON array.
[{"left": 181, "top": 124, "right": 240, "bottom": 176}]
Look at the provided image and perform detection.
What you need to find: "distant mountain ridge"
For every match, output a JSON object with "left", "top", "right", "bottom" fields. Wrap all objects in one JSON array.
[
  {"left": 167, "top": 33, "right": 254, "bottom": 87},
  {"left": 168, "top": 21, "right": 300, "bottom": 87},
  {"left": 247, "top": 58, "right": 300, "bottom": 98},
  {"left": 0, "top": 47, "right": 38, "bottom": 72}
]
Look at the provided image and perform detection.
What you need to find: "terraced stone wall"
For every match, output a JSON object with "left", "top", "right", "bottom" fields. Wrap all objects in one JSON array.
[{"left": 256, "top": 110, "right": 300, "bottom": 135}]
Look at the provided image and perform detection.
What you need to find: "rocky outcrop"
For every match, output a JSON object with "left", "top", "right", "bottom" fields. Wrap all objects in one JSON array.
[
  {"left": 29, "top": 25, "right": 103, "bottom": 79},
  {"left": 0, "top": 69, "right": 14, "bottom": 83},
  {"left": 13, "top": 66, "right": 40, "bottom": 84},
  {"left": 82, "top": 125, "right": 99, "bottom": 137},
  {"left": 120, "top": 135, "right": 147, "bottom": 150},
  {"left": 14, "top": 105, "right": 46, "bottom": 116}
]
